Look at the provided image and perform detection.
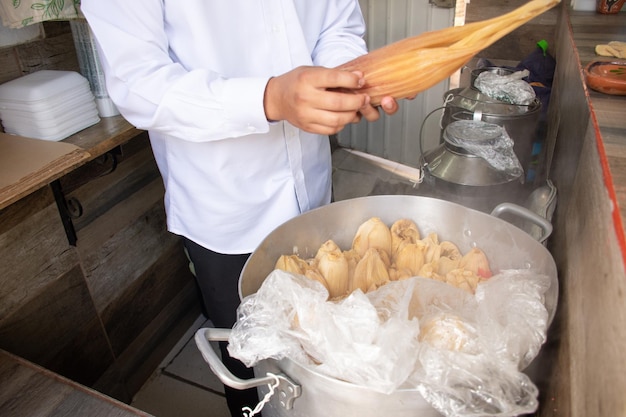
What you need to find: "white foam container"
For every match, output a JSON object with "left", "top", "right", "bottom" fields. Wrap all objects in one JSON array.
[
  {"left": 3, "top": 113, "right": 100, "bottom": 141},
  {"left": 0, "top": 70, "right": 91, "bottom": 102},
  {"left": 2, "top": 107, "right": 99, "bottom": 130},
  {"left": 0, "top": 70, "right": 101, "bottom": 141},
  {"left": 0, "top": 88, "right": 94, "bottom": 112},
  {"left": 0, "top": 97, "right": 98, "bottom": 122}
]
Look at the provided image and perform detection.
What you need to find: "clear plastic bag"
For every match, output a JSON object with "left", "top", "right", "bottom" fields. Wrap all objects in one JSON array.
[
  {"left": 229, "top": 271, "right": 421, "bottom": 393},
  {"left": 474, "top": 69, "right": 536, "bottom": 106},
  {"left": 444, "top": 120, "right": 524, "bottom": 180},
  {"left": 228, "top": 268, "right": 551, "bottom": 417},
  {"left": 407, "top": 271, "right": 550, "bottom": 416}
]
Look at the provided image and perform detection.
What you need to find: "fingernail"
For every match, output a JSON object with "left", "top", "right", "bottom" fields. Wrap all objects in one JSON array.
[{"left": 358, "top": 78, "right": 365, "bottom": 88}]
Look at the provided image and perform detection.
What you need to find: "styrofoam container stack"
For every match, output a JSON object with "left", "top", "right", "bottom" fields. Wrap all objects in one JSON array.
[{"left": 0, "top": 70, "right": 100, "bottom": 141}]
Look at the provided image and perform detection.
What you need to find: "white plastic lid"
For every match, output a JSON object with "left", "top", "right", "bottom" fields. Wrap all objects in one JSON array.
[{"left": 0, "top": 70, "right": 90, "bottom": 103}]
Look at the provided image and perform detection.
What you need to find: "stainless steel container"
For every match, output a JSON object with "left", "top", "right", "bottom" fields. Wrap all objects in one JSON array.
[
  {"left": 419, "top": 120, "right": 526, "bottom": 213},
  {"left": 196, "top": 195, "right": 557, "bottom": 417},
  {"left": 422, "top": 120, "right": 523, "bottom": 187},
  {"left": 441, "top": 68, "right": 542, "bottom": 176}
]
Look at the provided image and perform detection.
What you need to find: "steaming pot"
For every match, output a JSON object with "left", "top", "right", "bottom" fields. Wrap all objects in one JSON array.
[{"left": 196, "top": 195, "right": 557, "bottom": 417}]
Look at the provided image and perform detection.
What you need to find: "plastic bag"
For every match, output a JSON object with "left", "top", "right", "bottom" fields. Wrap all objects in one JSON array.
[
  {"left": 444, "top": 120, "right": 524, "bottom": 180},
  {"left": 407, "top": 271, "right": 550, "bottom": 416},
  {"left": 229, "top": 270, "right": 421, "bottom": 393},
  {"left": 228, "top": 268, "right": 552, "bottom": 417},
  {"left": 474, "top": 70, "right": 536, "bottom": 106}
]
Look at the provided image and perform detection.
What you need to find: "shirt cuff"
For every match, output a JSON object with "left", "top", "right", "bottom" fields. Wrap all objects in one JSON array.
[{"left": 221, "top": 77, "right": 272, "bottom": 136}]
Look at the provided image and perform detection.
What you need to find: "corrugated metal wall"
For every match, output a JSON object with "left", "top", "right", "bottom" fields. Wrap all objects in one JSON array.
[{"left": 337, "top": 0, "right": 456, "bottom": 168}]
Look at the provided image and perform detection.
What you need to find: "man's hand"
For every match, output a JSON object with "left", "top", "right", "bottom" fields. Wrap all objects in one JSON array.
[
  {"left": 359, "top": 95, "right": 399, "bottom": 121},
  {"left": 264, "top": 66, "right": 398, "bottom": 135}
]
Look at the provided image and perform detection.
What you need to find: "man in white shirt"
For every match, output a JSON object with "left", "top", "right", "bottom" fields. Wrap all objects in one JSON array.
[{"left": 81, "top": 1, "right": 401, "bottom": 414}]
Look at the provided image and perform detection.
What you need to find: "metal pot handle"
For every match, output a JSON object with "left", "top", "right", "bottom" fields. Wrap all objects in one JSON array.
[
  {"left": 490, "top": 202, "right": 553, "bottom": 244},
  {"left": 194, "top": 328, "right": 301, "bottom": 409}
]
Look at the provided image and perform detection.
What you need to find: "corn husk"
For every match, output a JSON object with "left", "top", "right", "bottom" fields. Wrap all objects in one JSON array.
[
  {"left": 459, "top": 247, "right": 492, "bottom": 278},
  {"left": 351, "top": 248, "right": 391, "bottom": 293},
  {"left": 445, "top": 268, "right": 482, "bottom": 294},
  {"left": 317, "top": 250, "right": 350, "bottom": 299},
  {"left": 275, "top": 254, "right": 308, "bottom": 275},
  {"left": 393, "top": 241, "right": 427, "bottom": 277},
  {"left": 352, "top": 217, "right": 392, "bottom": 258},
  {"left": 337, "top": 0, "right": 561, "bottom": 105},
  {"left": 390, "top": 218, "right": 421, "bottom": 257}
]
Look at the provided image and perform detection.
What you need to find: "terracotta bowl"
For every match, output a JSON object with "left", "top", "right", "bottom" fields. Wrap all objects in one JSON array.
[{"left": 584, "top": 60, "right": 626, "bottom": 96}]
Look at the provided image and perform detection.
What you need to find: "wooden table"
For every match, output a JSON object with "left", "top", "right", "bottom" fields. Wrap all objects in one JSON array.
[
  {"left": 0, "top": 349, "right": 152, "bottom": 417},
  {"left": 0, "top": 116, "right": 141, "bottom": 210}
]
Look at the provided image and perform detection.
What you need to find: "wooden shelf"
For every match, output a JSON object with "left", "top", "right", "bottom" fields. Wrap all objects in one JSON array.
[
  {"left": 0, "top": 116, "right": 142, "bottom": 211},
  {"left": 63, "top": 115, "right": 142, "bottom": 162}
]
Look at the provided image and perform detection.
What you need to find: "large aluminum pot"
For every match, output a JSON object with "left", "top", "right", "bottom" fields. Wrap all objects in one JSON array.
[
  {"left": 196, "top": 195, "right": 558, "bottom": 417},
  {"left": 239, "top": 195, "right": 557, "bottom": 315}
]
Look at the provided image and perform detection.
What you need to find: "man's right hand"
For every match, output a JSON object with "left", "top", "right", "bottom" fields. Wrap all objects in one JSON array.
[{"left": 263, "top": 66, "right": 376, "bottom": 135}]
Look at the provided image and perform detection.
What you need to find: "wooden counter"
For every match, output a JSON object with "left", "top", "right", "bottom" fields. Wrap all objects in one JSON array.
[
  {"left": 537, "top": 7, "right": 626, "bottom": 417},
  {"left": 569, "top": 10, "right": 626, "bottom": 251},
  {"left": 0, "top": 116, "right": 140, "bottom": 210},
  {"left": 0, "top": 349, "right": 151, "bottom": 417}
]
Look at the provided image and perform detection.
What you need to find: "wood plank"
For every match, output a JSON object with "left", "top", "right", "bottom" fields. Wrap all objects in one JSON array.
[
  {"left": 66, "top": 138, "right": 161, "bottom": 233},
  {"left": 0, "top": 133, "right": 91, "bottom": 210},
  {"left": 121, "top": 284, "right": 201, "bottom": 398},
  {"left": 0, "top": 350, "right": 152, "bottom": 417},
  {"left": 0, "top": 185, "right": 113, "bottom": 386},
  {"left": 63, "top": 117, "right": 143, "bottom": 159},
  {"left": 0, "top": 47, "right": 22, "bottom": 84},
  {"left": 93, "top": 283, "right": 201, "bottom": 402},
  {"left": 0, "top": 265, "right": 113, "bottom": 386},
  {"left": 0, "top": 186, "right": 54, "bottom": 234},
  {"left": 537, "top": 7, "right": 626, "bottom": 417},
  {"left": 607, "top": 153, "right": 626, "bottom": 223},
  {"left": 0, "top": 199, "right": 80, "bottom": 319},
  {"left": 101, "top": 241, "right": 194, "bottom": 355},
  {"left": 60, "top": 133, "right": 151, "bottom": 195},
  {"left": 0, "top": 117, "right": 142, "bottom": 211},
  {"left": 0, "top": 147, "right": 89, "bottom": 209},
  {"left": 75, "top": 179, "right": 170, "bottom": 312},
  {"left": 561, "top": 123, "right": 626, "bottom": 416},
  {"left": 0, "top": 363, "right": 73, "bottom": 416},
  {"left": 14, "top": 32, "right": 79, "bottom": 74}
]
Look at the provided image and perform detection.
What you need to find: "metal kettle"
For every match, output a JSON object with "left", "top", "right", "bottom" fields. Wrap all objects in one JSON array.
[{"left": 419, "top": 120, "right": 525, "bottom": 212}]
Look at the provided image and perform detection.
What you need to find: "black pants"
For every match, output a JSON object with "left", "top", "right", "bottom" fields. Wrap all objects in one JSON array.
[{"left": 183, "top": 237, "right": 259, "bottom": 417}]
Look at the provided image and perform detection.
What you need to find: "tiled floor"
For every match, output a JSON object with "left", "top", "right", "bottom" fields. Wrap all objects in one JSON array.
[{"left": 131, "top": 315, "right": 231, "bottom": 417}]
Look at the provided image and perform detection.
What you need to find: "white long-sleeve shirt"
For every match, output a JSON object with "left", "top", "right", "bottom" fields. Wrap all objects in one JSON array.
[{"left": 81, "top": 0, "right": 367, "bottom": 253}]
